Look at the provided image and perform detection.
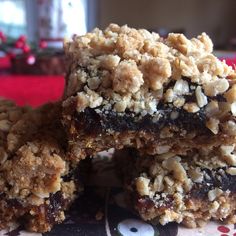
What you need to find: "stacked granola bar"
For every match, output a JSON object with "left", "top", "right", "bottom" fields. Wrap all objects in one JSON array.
[
  {"left": 1, "top": 23, "right": 236, "bottom": 232},
  {"left": 62, "top": 24, "right": 236, "bottom": 227}
]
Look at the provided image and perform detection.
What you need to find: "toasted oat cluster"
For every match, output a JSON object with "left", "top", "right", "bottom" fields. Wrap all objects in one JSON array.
[
  {"left": 114, "top": 148, "right": 236, "bottom": 227},
  {"left": 62, "top": 24, "right": 236, "bottom": 161},
  {"left": 0, "top": 100, "right": 77, "bottom": 232}
]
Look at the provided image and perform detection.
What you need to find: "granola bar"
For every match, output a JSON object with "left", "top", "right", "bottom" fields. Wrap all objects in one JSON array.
[
  {"left": 0, "top": 100, "right": 77, "bottom": 232},
  {"left": 114, "top": 148, "right": 236, "bottom": 227},
  {"left": 62, "top": 24, "right": 236, "bottom": 161}
]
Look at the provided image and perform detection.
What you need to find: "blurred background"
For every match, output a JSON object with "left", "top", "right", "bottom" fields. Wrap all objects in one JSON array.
[{"left": 0, "top": 0, "right": 236, "bottom": 106}]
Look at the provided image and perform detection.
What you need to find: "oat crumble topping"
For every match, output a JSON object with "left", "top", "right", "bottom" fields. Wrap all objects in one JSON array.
[{"left": 63, "top": 24, "right": 236, "bottom": 133}]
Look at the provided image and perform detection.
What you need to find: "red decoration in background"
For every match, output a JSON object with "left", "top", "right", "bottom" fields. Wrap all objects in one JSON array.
[
  {"left": 26, "top": 54, "right": 36, "bottom": 65},
  {"left": 0, "top": 31, "right": 51, "bottom": 68},
  {"left": 23, "top": 44, "right": 31, "bottom": 53},
  {"left": 18, "top": 35, "right": 27, "bottom": 42},
  {"left": 15, "top": 35, "right": 29, "bottom": 51},
  {"left": 15, "top": 40, "right": 24, "bottom": 49},
  {"left": 39, "top": 40, "right": 47, "bottom": 49},
  {"left": 12, "top": 35, "right": 36, "bottom": 65},
  {"left": 15, "top": 41, "right": 24, "bottom": 48},
  {"left": 7, "top": 52, "right": 16, "bottom": 59}
]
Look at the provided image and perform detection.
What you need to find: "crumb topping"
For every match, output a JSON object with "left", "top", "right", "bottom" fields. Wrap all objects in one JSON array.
[
  {"left": 63, "top": 24, "right": 236, "bottom": 135},
  {"left": 113, "top": 59, "right": 144, "bottom": 93},
  {"left": 140, "top": 56, "right": 171, "bottom": 90},
  {"left": 1, "top": 139, "right": 66, "bottom": 205}
]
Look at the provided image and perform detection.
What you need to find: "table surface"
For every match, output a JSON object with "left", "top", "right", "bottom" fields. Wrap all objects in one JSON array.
[{"left": 0, "top": 75, "right": 64, "bottom": 106}]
